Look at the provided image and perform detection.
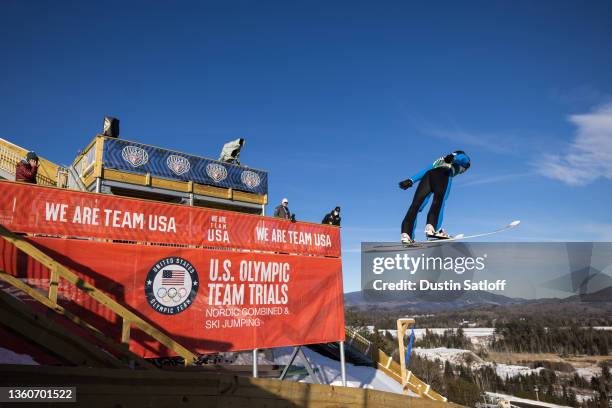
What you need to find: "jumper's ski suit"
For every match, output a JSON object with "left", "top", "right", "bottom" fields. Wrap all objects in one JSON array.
[{"left": 400, "top": 151, "right": 470, "bottom": 240}]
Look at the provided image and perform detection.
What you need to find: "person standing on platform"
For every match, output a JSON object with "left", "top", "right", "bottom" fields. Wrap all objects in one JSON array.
[
  {"left": 15, "top": 151, "right": 39, "bottom": 184},
  {"left": 274, "top": 198, "right": 295, "bottom": 221},
  {"left": 322, "top": 206, "right": 341, "bottom": 226}
]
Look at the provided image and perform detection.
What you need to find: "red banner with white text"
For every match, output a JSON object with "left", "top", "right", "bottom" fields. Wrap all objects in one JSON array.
[
  {"left": 0, "top": 237, "right": 345, "bottom": 356},
  {"left": 0, "top": 181, "right": 340, "bottom": 257}
]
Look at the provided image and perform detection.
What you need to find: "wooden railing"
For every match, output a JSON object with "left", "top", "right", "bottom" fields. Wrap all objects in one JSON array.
[
  {"left": 0, "top": 224, "right": 198, "bottom": 365},
  {"left": 345, "top": 325, "right": 447, "bottom": 401},
  {"left": 0, "top": 144, "right": 62, "bottom": 186}
]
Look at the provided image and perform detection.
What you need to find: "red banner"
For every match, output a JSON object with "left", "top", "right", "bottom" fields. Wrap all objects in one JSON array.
[
  {"left": 0, "top": 237, "right": 345, "bottom": 356},
  {"left": 0, "top": 181, "right": 340, "bottom": 257}
]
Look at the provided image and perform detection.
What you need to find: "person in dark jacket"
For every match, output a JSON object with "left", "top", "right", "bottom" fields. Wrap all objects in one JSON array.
[
  {"left": 15, "top": 151, "right": 39, "bottom": 184},
  {"left": 322, "top": 206, "right": 341, "bottom": 226},
  {"left": 274, "top": 198, "right": 294, "bottom": 221}
]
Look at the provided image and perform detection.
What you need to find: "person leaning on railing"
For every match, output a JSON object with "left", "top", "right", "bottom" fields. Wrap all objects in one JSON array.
[
  {"left": 15, "top": 151, "right": 39, "bottom": 184},
  {"left": 322, "top": 206, "right": 341, "bottom": 226},
  {"left": 274, "top": 198, "right": 296, "bottom": 222}
]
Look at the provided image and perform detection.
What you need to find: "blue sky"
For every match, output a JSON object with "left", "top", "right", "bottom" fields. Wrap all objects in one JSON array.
[{"left": 2, "top": 1, "right": 612, "bottom": 292}]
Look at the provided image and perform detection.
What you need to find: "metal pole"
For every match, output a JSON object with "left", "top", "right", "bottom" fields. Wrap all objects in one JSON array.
[
  {"left": 339, "top": 341, "right": 347, "bottom": 386},
  {"left": 252, "top": 348, "right": 258, "bottom": 378},
  {"left": 279, "top": 346, "right": 300, "bottom": 380},
  {"left": 95, "top": 178, "right": 101, "bottom": 193}
]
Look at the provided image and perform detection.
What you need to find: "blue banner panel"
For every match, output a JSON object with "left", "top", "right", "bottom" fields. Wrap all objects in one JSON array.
[{"left": 102, "top": 138, "right": 268, "bottom": 195}]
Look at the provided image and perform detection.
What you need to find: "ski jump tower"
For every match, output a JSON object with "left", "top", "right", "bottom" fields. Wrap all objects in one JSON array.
[{"left": 0, "top": 134, "right": 452, "bottom": 407}]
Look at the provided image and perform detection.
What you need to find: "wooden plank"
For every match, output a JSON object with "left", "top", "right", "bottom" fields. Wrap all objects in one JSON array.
[
  {"left": 0, "top": 225, "right": 198, "bottom": 364},
  {"left": 0, "top": 290, "right": 124, "bottom": 368},
  {"left": 94, "top": 136, "right": 104, "bottom": 178},
  {"left": 0, "top": 270, "right": 155, "bottom": 369},
  {"left": 102, "top": 168, "right": 148, "bottom": 185},
  {"left": 346, "top": 325, "right": 447, "bottom": 402},
  {"left": 121, "top": 318, "right": 131, "bottom": 345},
  {"left": 193, "top": 183, "right": 231, "bottom": 198},
  {"left": 151, "top": 176, "right": 190, "bottom": 192},
  {"left": 102, "top": 169, "right": 263, "bottom": 207},
  {"left": 82, "top": 171, "right": 97, "bottom": 189},
  {"left": 232, "top": 190, "right": 267, "bottom": 205},
  {"left": 48, "top": 265, "right": 59, "bottom": 303},
  {"left": 0, "top": 365, "right": 463, "bottom": 408}
]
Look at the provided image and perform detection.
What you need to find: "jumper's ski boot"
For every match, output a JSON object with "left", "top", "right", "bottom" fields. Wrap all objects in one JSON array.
[
  {"left": 425, "top": 224, "right": 451, "bottom": 240},
  {"left": 400, "top": 233, "right": 415, "bottom": 244}
]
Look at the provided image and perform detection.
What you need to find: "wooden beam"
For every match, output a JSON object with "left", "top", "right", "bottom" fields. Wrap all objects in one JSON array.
[
  {"left": 0, "top": 365, "right": 465, "bottom": 408},
  {"left": 0, "top": 224, "right": 198, "bottom": 365},
  {"left": 121, "top": 318, "right": 131, "bottom": 345},
  {"left": 0, "top": 289, "right": 124, "bottom": 368},
  {"left": 0, "top": 270, "right": 155, "bottom": 369},
  {"left": 48, "top": 265, "right": 59, "bottom": 303},
  {"left": 94, "top": 136, "right": 104, "bottom": 178}
]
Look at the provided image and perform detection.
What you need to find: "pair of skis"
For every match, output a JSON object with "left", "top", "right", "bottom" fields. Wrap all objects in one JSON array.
[{"left": 367, "top": 220, "right": 521, "bottom": 251}]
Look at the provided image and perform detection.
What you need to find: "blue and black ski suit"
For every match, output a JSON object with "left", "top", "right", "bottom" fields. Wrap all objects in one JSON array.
[{"left": 400, "top": 151, "right": 471, "bottom": 239}]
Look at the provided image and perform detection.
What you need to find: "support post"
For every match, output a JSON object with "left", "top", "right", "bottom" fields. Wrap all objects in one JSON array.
[
  {"left": 121, "top": 319, "right": 131, "bottom": 345},
  {"left": 397, "top": 318, "right": 416, "bottom": 395},
  {"left": 252, "top": 348, "right": 258, "bottom": 378},
  {"left": 339, "top": 341, "right": 347, "bottom": 386},
  {"left": 48, "top": 265, "right": 59, "bottom": 303},
  {"left": 95, "top": 178, "right": 101, "bottom": 193},
  {"left": 279, "top": 346, "right": 300, "bottom": 380},
  {"left": 297, "top": 348, "right": 319, "bottom": 384}
]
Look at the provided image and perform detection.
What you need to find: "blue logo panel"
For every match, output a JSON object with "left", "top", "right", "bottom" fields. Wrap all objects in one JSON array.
[{"left": 103, "top": 139, "right": 268, "bottom": 195}]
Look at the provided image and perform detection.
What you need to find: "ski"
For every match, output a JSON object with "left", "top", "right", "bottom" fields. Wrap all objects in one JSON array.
[{"left": 366, "top": 220, "right": 521, "bottom": 252}]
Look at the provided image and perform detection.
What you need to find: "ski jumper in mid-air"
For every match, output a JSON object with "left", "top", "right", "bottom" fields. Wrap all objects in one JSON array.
[{"left": 398, "top": 151, "right": 471, "bottom": 243}]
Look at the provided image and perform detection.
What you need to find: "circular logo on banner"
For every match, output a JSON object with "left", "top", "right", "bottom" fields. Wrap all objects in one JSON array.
[
  {"left": 167, "top": 155, "right": 191, "bottom": 176},
  {"left": 240, "top": 170, "right": 261, "bottom": 189},
  {"left": 206, "top": 163, "right": 228, "bottom": 183},
  {"left": 145, "top": 257, "right": 198, "bottom": 315},
  {"left": 121, "top": 145, "right": 149, "bottom": 167}
]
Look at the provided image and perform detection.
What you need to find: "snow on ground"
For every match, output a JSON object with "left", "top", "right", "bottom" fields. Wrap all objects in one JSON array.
[
  {"left": 413, "top": 347, "right": 545, "bottom": 379},
  {"left": 413, "top": 347, "right": 484, "bottom": 366},
  {"left": 575, "top": 366, "right": 602, "bottom": 381},
  {"left": 232, "top": 347, "right": 407, "bottom": 394},
  {"left": 269, "top": 347, "right": 409, "bottom": 395},
  {"left": 379, "top": 328, "right": 496, "bottom": 340},
  {"left": 575, "top": 392, "right": 598, "bottom": 404},
  {"left": 495, "top": 364, "right": 544, "bottom": 379},
  {"left": 0, "top": 347, "right": 38, "bottom": 365},
  {"left": 486, "top": 392, "right": 573, "bottom": 408}
]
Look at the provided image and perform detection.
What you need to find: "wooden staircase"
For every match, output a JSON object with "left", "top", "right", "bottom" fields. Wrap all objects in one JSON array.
[
  {"left": 0, "top": 223, "right": 451, "bottom": 405},
  {"left": 0, "top": 224, "right": 197, "bottom": 367}
]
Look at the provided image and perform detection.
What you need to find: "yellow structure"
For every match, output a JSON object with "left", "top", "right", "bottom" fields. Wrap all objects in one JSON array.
[
  {"left": 0, "top": 138, "right": 66, "bottom": 186},
  {"left": 345, "top": 323, "right": 447, "bottom": 402},
  {"left": 397, "top": 318, "right": 447, "bottom": 401}
]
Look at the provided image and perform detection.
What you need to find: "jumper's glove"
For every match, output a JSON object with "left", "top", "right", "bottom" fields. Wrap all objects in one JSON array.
[
  {"left": 399, "top": 179, "right": 413, "bottom": 190},
  {"left": 290, "top": 214, "right": 296, "bottom": 223},
  {"left": 444, "top": 154, "right": 455, "bottom": 164}
]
